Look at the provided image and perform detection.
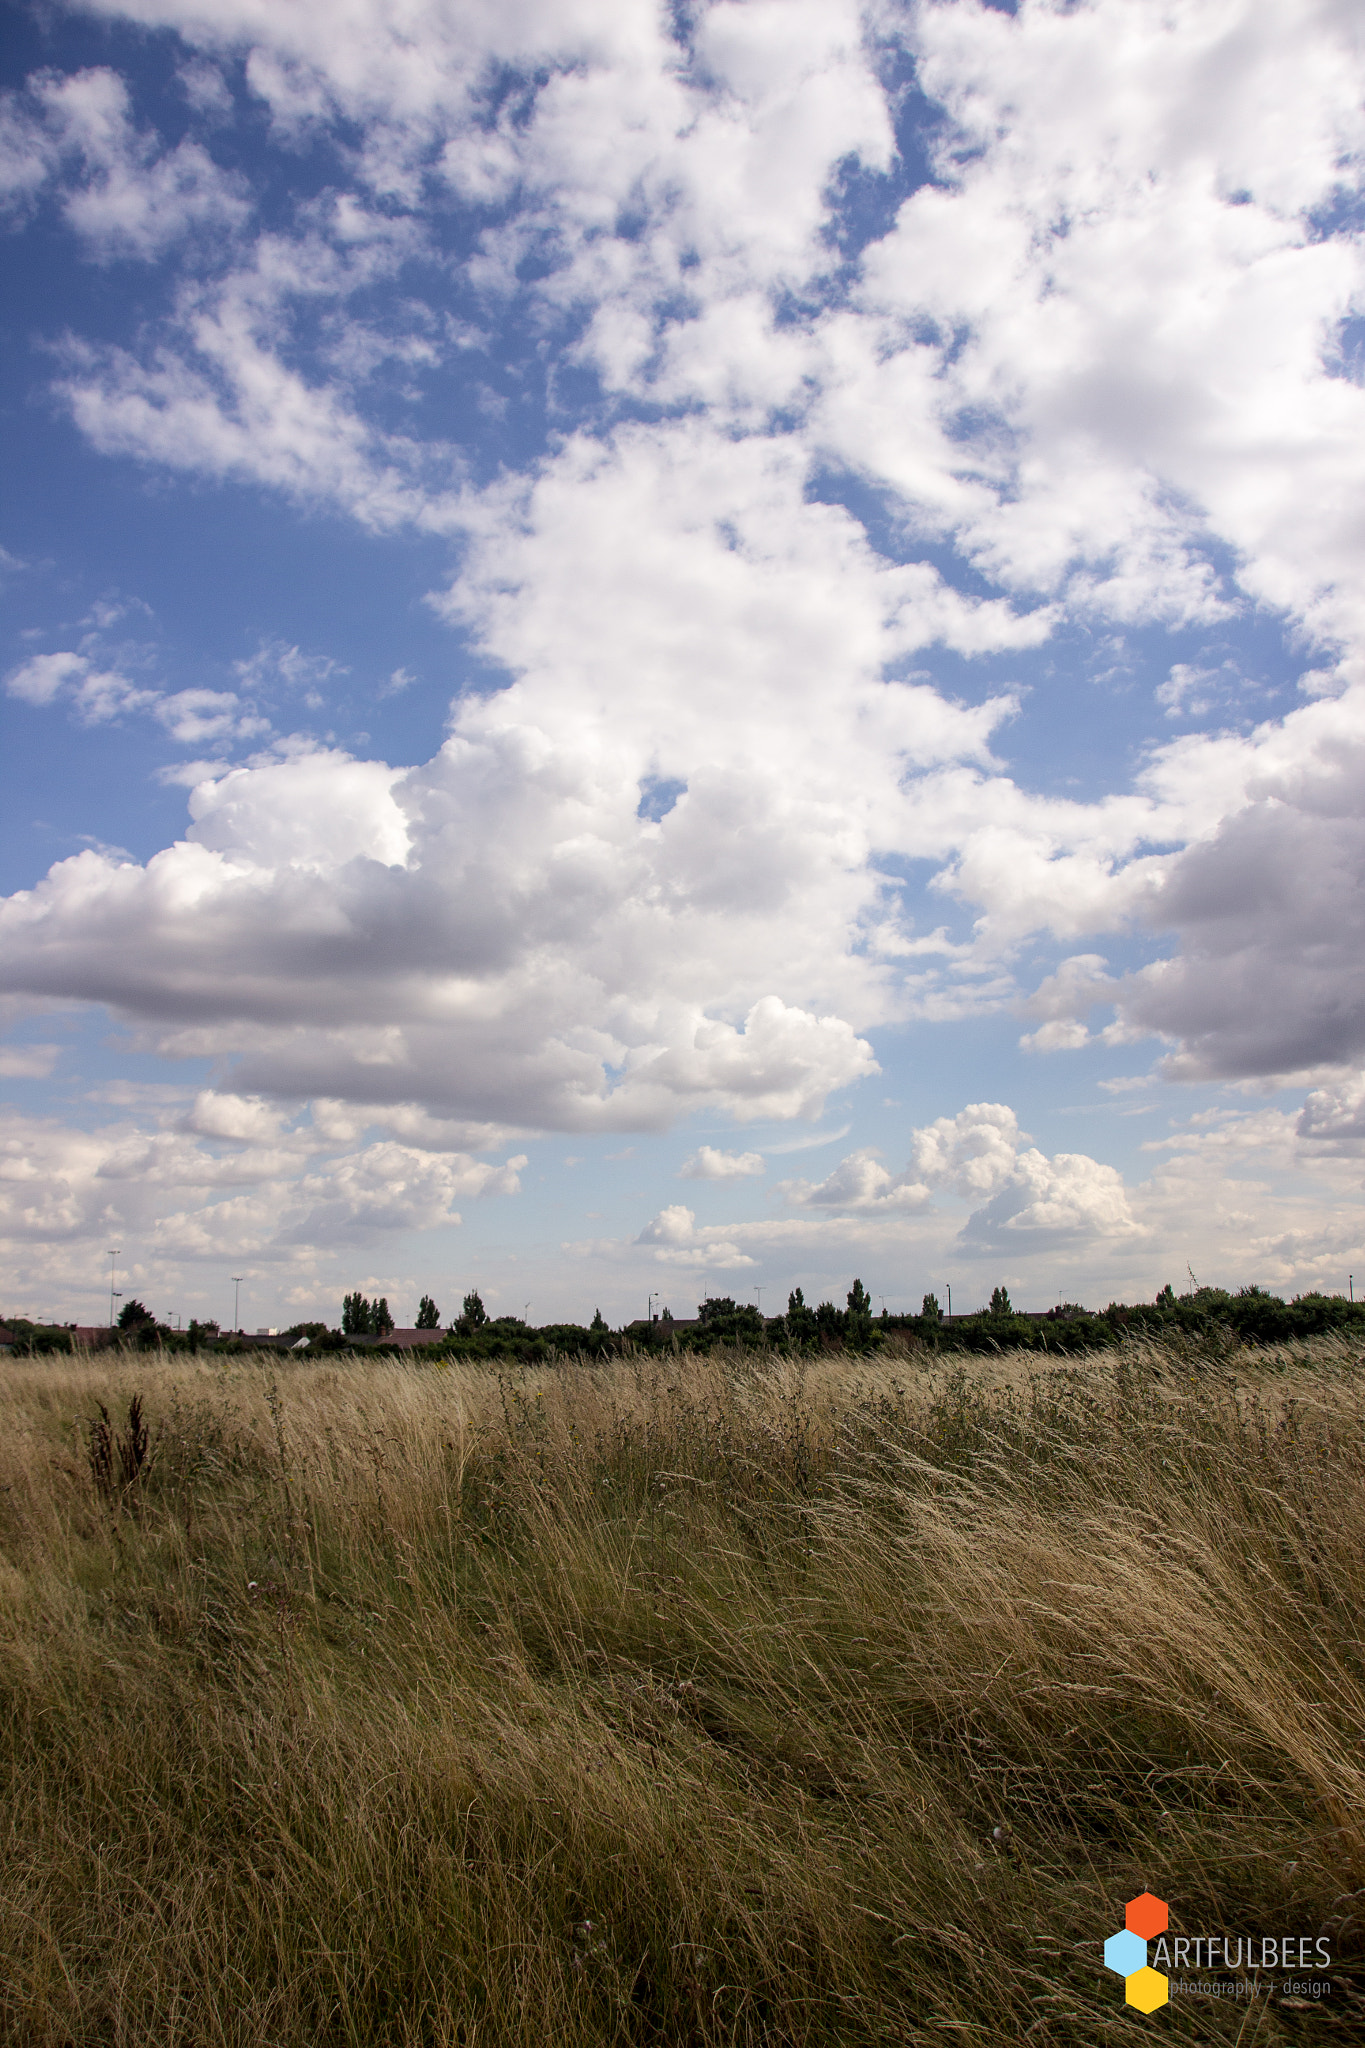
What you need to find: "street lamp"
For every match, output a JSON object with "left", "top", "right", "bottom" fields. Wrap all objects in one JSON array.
[
  {"left": 232, "top": 1276, "right": 244, "bottom": 1333},
  {"left": 946, "top": 1281, "right": 952, "bottom": 1319},
  {"left": 107, "top": 1248, "right": 121, "bottom": 1328}
]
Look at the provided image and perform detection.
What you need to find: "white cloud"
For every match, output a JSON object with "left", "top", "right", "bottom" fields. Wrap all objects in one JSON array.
[
  {"left": 154, "top": 689, "right": 269, "bottom": 744},
  {"left": 234, "top": 639, "right": 346, "bottom": 692},
  {"left": 909, "top": 1103, "right": 1023, "bottom": 1201},
  {"left": 783, "top": 1146, "right": 928, "bottom": 1211},
  {"left": 0, "top": 1044, "right": 60, "bottom": 1079},
  {"left": 833, "top": 0, "right": 1365, "bottom": 648},
  {"left": 1157, "top": 663, "right": 1224, "bottom": 720},
  {"left": 178, "top": 59, "right": 234, "bottom": 121},
  {"left": 0, "top": 65, "right": 249, "bottom": 257},
  {"left": 777, "top": 1102, "right": 1136, "bottom": 1252},
  {"left": 959, "top": 1147, "right": 1140, "bottom": 1251},
  {"left": 614, "top": 1091, "right": 1361, "bottom": 1304},
  {"left": 5, "top": 655, "right": 267, "bottom": 746},
  {"left": 679, "top": 1144, "right": 764, "bottom": 1179},
  {"left": 180, "top": 1088, "right": 290, "bottom": 1142},
  {"left": 53, "top": 204, "right": 457, "bottom": 532},
  {"left": 634, "top": 1201, "right": 753, "bottom": 1269},
  {"left": 1297, "top": 1074, "right": 1365, "bottom": 1152},
  {"left": 1018, "top": 954, "right": 1116, "bottom": 1052},
  {"left": 5, "top": 651, "right": 87, "bottom": 706},
  {"left": 0, "top": 1097, "right": 526, "bottom": 1316},
  {"left": 7, "top": 0, "right": 1365, "bottom": 1261},
  {"left": 0, "top": 91, "right": 54, "bottom": 216},
  {"left": 5, "top": 649, "right": 157, "bottom": 723}
]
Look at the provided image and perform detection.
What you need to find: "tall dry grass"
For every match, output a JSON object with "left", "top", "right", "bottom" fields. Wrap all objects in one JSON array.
[{"left": 0, "top": 1339, "right": 1362, "bottom": 2045}]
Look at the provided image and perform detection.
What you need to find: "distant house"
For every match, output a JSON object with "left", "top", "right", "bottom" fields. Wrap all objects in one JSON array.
[{"left": 0, "top": 1324, "right": 111, "bottom": 1351}]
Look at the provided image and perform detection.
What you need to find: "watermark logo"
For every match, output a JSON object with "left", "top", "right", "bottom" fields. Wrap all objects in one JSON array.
[
  {"left": 1104, "top": 1893, "right": 1170, "bottom": 2013},
  {"left": 1104, "top": 1894, "right": 1333, "bottom": 2010}
]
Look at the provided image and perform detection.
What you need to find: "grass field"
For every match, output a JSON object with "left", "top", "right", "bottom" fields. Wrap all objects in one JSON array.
[{"left": 1, "top": 1336, "right": 1362, "bottom": 2045}]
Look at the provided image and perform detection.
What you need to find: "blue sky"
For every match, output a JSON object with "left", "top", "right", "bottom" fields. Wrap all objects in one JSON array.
[{"left": 3, "top": 0, "right": 1365, "bottom": 1332}]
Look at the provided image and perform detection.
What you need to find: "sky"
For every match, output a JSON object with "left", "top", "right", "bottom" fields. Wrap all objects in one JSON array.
[{"left": 2, "top": 0, "right": 1365, "bottom": 1333}]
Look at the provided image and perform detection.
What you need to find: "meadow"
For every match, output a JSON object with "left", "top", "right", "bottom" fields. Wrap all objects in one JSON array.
[{"left": 1, "top": 1335, "right": 1362, "bottom": 2045}]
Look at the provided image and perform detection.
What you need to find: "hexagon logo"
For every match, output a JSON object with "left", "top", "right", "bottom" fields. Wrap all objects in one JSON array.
[
  {"left": 1104, "top": 1929, "right": 1147, "bottom": 1977},
  {"left": 1126, "top": 1893, "right": 1169, "bottom": 1940},
  {"left": 1125, "top": 1966, "right": 1170, "bottom": 2013}
]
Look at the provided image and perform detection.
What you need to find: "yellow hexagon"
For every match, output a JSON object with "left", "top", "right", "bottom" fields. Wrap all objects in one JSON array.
[{"left": 1125, "top": 1966, "right": 1169, "bottom": 2013}]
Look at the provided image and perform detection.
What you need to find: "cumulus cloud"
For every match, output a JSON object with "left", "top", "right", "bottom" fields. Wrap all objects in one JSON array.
[
  {"left": 783, "top": 1147, "right": 928, "bottom": 1211},
  {"left": 909, "top": 1103, "right": 1022, "bottom": 1201},
  {"left": 1113, "top": 707, "right": 1365, "bottom": 1079},
  {"left": 5, "top": 653, "right": 266, "bottom": 745},
  {"left": 777, "top": 1100, "right": 1137, "bottom": 1253},
  {"left": 959, "top": 1148, "right": 1139, "bottom": 1251},
  {"left": 0, "top": 65, "right": 248, "bottom": 255},
  {"left": 5, "top": 649, "right": 157, "bottom": 723},
  {"left": 679, "top": 1145, "right": 764, "bottom": 1179},
  {"left": 234, "top": 640, "right": 346, "bottom": 694},
  {"left": 154, "top": 689, "right": 269, "bottom": 744},
  {"left": 634, "top": 1202, "right": 753, "bottom": 1269},
  {"left": 7, "top": 0, "right": 1365, "bottom": 1182},
  {"left": 1297, "top": 1074, "right": 1365, "bottom": 1152},
  {"left": 0, "top": 1095, "right": 525, "bottom": 1315}
]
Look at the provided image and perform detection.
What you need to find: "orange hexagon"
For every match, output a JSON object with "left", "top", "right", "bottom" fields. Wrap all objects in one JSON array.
[{"left": 1126, "top": 1893, "right": 1169, "bottom": 1940}]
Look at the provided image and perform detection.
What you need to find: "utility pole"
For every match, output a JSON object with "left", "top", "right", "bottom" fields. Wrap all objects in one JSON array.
[
  {"left": 753, "top": 1286, "right": 763, "bottom": 1316},
  {"left": 523, "top": 1301, "right": 531, "bottom": 1324},
  {"left": 946, "top": 1281, "right": 952, "bottom": 1320},
  {"left": 107, "top": 1248, "right": 121, "bottom": 1328},
  {"left": 648, "top": 1289, "right": 658, "bottom": 1323},
  {"left": 1351, "top": 1275, "right": 1355, "bottom": 1304},
  {"left": 232, "top": 1276, "right": 244, "bottom": 1333}
]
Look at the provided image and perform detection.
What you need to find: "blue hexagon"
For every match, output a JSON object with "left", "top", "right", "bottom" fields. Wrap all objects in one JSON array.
[{"left": 1105, "top": 1929, "right": 1147, "bottom": 1977}]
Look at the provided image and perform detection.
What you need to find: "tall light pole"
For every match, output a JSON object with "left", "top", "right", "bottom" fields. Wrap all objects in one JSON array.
[
  {"left": 232, "top": 1276, "right": 244, "bottom": 1333},
  {"left": 946, "top": 1281, "right": 951, "bottom": 1320},
  {"left": 107, "top": 1248, "right": 121, "bottom": 1328}
]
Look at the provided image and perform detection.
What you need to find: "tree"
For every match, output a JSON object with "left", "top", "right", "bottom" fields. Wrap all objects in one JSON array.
[
  {"left": 989, "top": 1285, "right": 1013, "bottom": 1316},
  {"left": 117, "top": 1299, "right": 154, "bottom": 1330},
  {"left": 783, "top": 1287, "right": 818, "bottom": 1348},
  {"left": 455, "top": 1290, "right": 488, "bottom": 1335},
  {"left": 590, "top": 1308, "right": 608, "bottom": 1332},
  {"left": 416, "top": 1294, "right": 440, "bottom": 1329},
  {"left": 342, "top": 1291, "right": 371, "bottom": 1336},
  {"left": 920, "top": 1292, "right": 942, "bottom": 1323},
  {"left": 845, "top": 1278, "right": 875, "bottom": 1350},
  {"left": 1155, "top": 1283, "right": 1176, "bottom": 1309},
  {"left": 697, "top": 1297, "right": 764, "bottom": 1342},
  {"left": 372, "top": 1296, "right": 394, "bottom": 1337}
]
